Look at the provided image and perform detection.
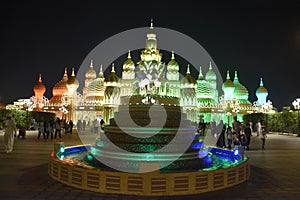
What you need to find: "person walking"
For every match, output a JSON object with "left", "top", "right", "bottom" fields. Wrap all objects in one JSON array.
[
  {"left": 3, "top": 114, "right": 17, "bottom": 153},
  {"left": 54, "top": 118, "right": 62, "bottom": 140},
  {"left": 47, "top": 118, "right": 55, "bottom": 140},
  {"left": 11, "top": 114, "right": 17, "bottom": 137},
  {"left": 76, "top": 120, "right": 83, "bottom": 133},
  {"left": 37, "top": 117, "right": 46, "bottom": 141},
  {"left": 256, "top": 121, "right": 262, "bottom": 137}
]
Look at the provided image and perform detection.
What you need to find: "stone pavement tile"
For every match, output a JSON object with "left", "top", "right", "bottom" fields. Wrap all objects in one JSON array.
[{"left": 1, "top": 131, "right": 300, "bottom": 199}]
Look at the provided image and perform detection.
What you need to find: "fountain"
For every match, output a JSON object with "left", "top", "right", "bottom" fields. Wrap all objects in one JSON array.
[{"left": 48, "top": 25, "right": 250, "bottom": 196}]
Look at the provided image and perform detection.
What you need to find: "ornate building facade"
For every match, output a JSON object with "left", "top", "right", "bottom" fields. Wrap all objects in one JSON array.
[{"left": 7, "top": 24, "right": 270, "bottom": 126}]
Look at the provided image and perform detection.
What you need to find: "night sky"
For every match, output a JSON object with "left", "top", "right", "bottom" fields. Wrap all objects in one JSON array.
[{"left": 1, "top": 0, "right": 300, "bottom": 111}]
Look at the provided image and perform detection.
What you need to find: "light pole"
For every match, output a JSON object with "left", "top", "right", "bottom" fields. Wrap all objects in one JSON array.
[{"left": 292, "top": 98, "right": 300, "bottom": 135}]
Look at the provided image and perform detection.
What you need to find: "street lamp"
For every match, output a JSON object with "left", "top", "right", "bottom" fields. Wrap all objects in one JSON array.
[
  {"left": 260, "top": 100, "right": 273, "bottom": 133},
  {"left": 292, "top": 98, "right": 300, "bottom": 135}
]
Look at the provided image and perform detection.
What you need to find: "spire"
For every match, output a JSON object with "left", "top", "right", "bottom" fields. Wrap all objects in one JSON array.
[
  {"left": 209, "top": 61, "right": 212, "bottom": 70},
  {"left": 234, "top": 70, "right": 238, "bottom": 80},
  {"left": 90, "top": 60, "right": 94, "bottom": 68},
  {"left": 100, "top": 64, "right": 103, "bottom": 74},
  {"left": 64, "top": 68, "right": 68, "bottom": 77},
  {"left": 62, "top": 68, "right": 68, "bottom": 80},
  {"left": 111, "top": 63, "right": 115, "bottom": 73},
  {"left": 260, "top": 77, "right": 264, "bottom": 86},
  {"left": 198, "top": 66, "right": 203, "bottom": 79},
  {"left": 171, "top": 51, "right": 175, "bottom": 59},
  {"left": 127, "top": 50, "right": 131, "bottom": 59},
  {"left": 186, "top": 64, "right": 191, "bottom": 74},
  {"left": 150, "top": 19, "right": 153, "bottom": 29},
  {"left": 71, "top": 68, "right": 75, "bottom": 76},
  {"left": 226, "top": 70, "right": 230, "bottom": 79},
  {"left": 38, "top": 74, "right": 42, "bottom": 82}
]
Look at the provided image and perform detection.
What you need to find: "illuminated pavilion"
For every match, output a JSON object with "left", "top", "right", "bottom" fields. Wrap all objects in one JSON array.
[{"left": 7, "top": 23, "right": 270, "bottom": 125}]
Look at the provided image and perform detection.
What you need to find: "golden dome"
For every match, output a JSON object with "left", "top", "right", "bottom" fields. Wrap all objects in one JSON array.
[
  {"left": 52, "top": 68, "right": 68, "bottom": 96},
  {"left": 123, "top": 51, "right": 135, "bottom": 72},
  {"left": 85, "top": 60, "right": 97, "bottom": 79},
  {"left": 87, "top": 65, "right": 105, "bottom": 97},
  {"left": 105, "top": 63, "right": 119, "bottom": 83},
  {"left": 104, "top": 86, "right": 120, "bottom": 98},
  {"left": 167, "top": 51, "right": 179, "bottom": 72},
  {"left": 256, "top": 86, "right": 268, "bottom": 93},
  {"left": 222, "top": 71, "right": 235, "bottom": 89},
  {"left": 181, "top": 64, "right": 196, "bottom": 84},
  {"left": 33, "top": 74, "right": 46, "bottom": 94},
  {"left": 233, "top": 71, "right": 249, "bottom": 100},
  {"left": 256, "top": 78, "right": 268, "bottom": 94},
  {"left": 67, "top": 68, "right": 79, "bottom": 87}
]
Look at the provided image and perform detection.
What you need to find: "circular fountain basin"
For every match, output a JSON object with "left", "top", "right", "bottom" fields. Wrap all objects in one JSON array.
[{"left": 48, "top": 144, "right": 250, "bottom": 196}]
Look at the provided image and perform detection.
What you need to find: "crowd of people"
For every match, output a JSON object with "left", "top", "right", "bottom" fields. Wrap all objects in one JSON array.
[
  {"left": 76, "top": 117, "right": 105, "bottom": 134},
  {"left": 197, "top": 115, "right": 267, "bottom": 150},
  {"left": 36, "top": 117, "right": 74, "bottom": 141},
  {"left": 2, "top": 113, "right": 107, "bottom": 153}
]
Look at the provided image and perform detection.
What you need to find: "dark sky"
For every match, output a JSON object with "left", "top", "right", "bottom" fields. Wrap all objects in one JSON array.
[{"left": 1, "top": 0, "right": 300, "bottom": 111}]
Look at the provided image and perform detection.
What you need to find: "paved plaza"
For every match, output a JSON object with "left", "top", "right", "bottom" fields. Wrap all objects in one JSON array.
[{"left": 1, "top": 130, "right": 300, "bottom": 200}]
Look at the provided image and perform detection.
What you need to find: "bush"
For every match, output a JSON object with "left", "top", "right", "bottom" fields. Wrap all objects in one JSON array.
[
  {"left": 243, "top": 111, "right": 299, "bottom": 133},
  {"left": 0, "top": 109, "right": 56, "bottom": 130}
]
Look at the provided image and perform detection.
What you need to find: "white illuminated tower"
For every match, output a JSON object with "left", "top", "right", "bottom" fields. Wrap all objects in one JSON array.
[{"left": 255, "top": 77, "right": 268, "bottom": 106}]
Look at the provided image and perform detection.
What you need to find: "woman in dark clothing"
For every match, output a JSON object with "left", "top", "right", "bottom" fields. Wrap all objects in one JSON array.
[{"left": 244, "top": 123, "right": 252, "bottom": 150}]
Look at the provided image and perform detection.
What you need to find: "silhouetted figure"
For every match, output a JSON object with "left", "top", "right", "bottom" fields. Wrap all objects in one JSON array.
[
  {"left": 226, "top": 126, "right": 233, "bottom": 149},
  {"left": 54, "top": 118, "right": 62, "bottom": 140},
  {"left": 244, "top": 123, "right": 252, "bottom": 150},
  {"left": 69, "top": 120, "right": 73, "bottom": 134},
  {"left": 37, "top": 117, "right": 46, "bottom": 141}
]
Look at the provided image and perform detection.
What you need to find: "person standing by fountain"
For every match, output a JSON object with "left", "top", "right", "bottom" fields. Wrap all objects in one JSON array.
[
  {"left": 3, "top": 114, "right": 17, "bottom": 153},
  {"left": 197, "top": 115, "right": 206, "bottom": 136},
  {"left": 226, "top": 126, "right": 233, "bottom": 149},
  {"left": 259, "top": 125, "right": 267, "bottom": 150},
  {"left": 82, "top": 119, "right": 86, "bottom": 132},
  {"left": 244, "top": 123, "right": 252, "bottom": 150},
  {"left": 76, "top": 120, "right": 83, "bottom": 133}
]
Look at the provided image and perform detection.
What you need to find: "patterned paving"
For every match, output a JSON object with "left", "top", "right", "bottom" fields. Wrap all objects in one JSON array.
[{"left": 1, "top": 130, "right": 300, "bottom": 199}]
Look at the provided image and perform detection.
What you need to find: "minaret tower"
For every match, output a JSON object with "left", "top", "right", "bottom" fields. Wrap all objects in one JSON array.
[
  {"left": 166, "top": 51, "right": 180, "bottom": 97},
  {"left": 121, "top": 50, "right": 135, "bottom": 96}
]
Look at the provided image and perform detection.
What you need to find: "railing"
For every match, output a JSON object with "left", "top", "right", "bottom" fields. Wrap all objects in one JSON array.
[{"left": 48, "top": 146, "right": 250, "bottom": 196}]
